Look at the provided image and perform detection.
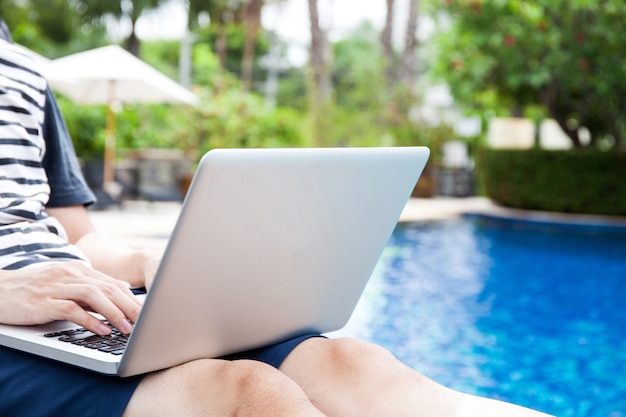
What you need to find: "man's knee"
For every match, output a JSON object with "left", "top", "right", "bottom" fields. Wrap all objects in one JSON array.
[
  {"left": 126, "top": 358, "right": 290, "bottom": 416},
  {"left": 325, "top": 338, "right": 398, "bottom": 370},
  {"left": 206, "top": 359, "right": 316, "bottom": 415},
  {"left": 216, "top": 359, "right": 285, "bottom": 399},
  {"left": 182, "top": 358, "right": 284, "bottom": 399},
  {"left": 282, "top": 337, "right": 399, "bottom": 379}
]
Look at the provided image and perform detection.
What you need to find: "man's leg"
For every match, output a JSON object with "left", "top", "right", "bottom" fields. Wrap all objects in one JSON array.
[
  {"left": 279, "top": 337, "right": 554, "bottom": 417},
  {"left": 123, "top": 358, "right": 326, "bottom": 417}
]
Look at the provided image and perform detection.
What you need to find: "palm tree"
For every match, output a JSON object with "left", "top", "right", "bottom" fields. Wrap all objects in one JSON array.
[
  {"left": 306, "top": 0, "right": 333, "bottom": 146},
  {"left": 381, "top": 0, "right": 396, "bottom": 91},
  {"left": 179, "top": 0, "right": 228, "bottom": 87},
  {"left": 184, "top": 0, "right": 243, "bottom": 70},
  {"left": 307, "top": 0, "right": 331, "bottom": 106},
  {"left": 240, "top": 0, "right": 264, "bottom": 91},
  {"left": 400, "top": 0, "right": 419, "bottom": 87},
  {"left": 71, "top": 0, "right": 169, "bottom": 56}
]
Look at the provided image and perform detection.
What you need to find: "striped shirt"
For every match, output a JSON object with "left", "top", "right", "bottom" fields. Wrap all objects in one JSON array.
[{"left": 0, "top": 40, "right": 89, "bottom": 270}]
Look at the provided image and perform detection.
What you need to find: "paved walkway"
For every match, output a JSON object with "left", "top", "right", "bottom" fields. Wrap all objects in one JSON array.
[
  {"left": 87, "top": 197, "right": 494, "bottom": 248},
  {"left": 89, "top": 200, "right": 181, "bottom": 249},
  {"left": 88, "top": 197, "right": 626, "bottom": 249}
]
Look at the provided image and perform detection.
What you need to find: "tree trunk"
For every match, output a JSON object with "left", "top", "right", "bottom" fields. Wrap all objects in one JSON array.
[
  {"left": 307, "top": 0, "right": 331, "bottom": 105},
  {"left": 241, "top": 0, "right": 264, "bottom": 91},
  {"left": 216, "top": 17, "right": 228, "bottom": 70},
  {"left": 125, "top": 17, "right": 140, "bottom": 57},
  {"left": 381, "top": 0, "right": 396, "bottom": 91},
  {"left": 306, "top": 0, "right": 333, "bottom": 146},
  {"left": 400, "top": 0, "right": 419, "bottom": 87}
]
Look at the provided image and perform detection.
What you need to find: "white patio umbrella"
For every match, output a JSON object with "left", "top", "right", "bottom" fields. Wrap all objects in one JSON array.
[
  {"left": 13, "top": 43, "right": 80, "bottom": 93},
  {"left": 46, "top": 44, "right": 198, "bottom": 187}
]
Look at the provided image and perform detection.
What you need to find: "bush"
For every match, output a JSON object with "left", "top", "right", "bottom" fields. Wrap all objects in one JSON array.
[
  {"left": 57, "top": 96, "right": 106, "bottom": 159},
  {"left": 57, "top": 72, "right": 305, "bottom": 163},
  {"left": 169, "top": 80, "right": 306, "bottom": 159},
  {"left": 476, "top": 149, "right": 626, "bottom": 215}
]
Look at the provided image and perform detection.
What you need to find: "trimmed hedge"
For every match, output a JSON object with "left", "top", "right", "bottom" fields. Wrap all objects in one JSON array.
[{"left": 476, "top": 149, "right": 626, "bottom": 216}]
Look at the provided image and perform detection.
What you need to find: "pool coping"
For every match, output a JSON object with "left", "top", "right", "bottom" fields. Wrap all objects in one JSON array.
[
  {"left": 400, "top": 197, "right": 626, "bottom": 230},
  {"left": 90, "top": 197, "right": 626, "bottom": 248}
]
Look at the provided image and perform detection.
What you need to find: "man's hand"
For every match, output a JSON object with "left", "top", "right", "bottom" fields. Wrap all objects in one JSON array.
[{"left": 0, "top": 261, "right": 142, "bottom": 336}]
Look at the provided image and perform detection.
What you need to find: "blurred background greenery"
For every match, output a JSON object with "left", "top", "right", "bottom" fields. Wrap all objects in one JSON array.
[{"left": 1, "top": 0, "right": 624, "bottom": 212}]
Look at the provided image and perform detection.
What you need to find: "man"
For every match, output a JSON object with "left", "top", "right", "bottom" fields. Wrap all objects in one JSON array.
[{"left": 0, "top": 36, "right": 552, "bottom": 416}]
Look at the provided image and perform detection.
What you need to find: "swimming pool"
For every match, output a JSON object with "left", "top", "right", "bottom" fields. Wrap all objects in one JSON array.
[{"left": 334, "top": 215, "right": 626, "bottom": 417}]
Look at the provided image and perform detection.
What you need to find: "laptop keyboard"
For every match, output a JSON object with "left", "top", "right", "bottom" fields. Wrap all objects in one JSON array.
[{"left": 44, "top": 324, "right": 128, "bottom": 355}]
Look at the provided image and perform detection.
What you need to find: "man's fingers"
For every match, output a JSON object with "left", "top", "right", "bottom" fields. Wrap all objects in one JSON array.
[
  {"left": 74, "top": 263, "right": 143, "bottom": 306},
  {"left": 56, "top": 282, "right": 141, "bottom": 335},
  {"left": 52, "top": 300, "right": 113, "bottom": 336},
  {"left": 61, "top": 263, "right": 143, "bottom": 319},
  {"left": 94, "top": 279, "right": 143, "bottom": 321}
]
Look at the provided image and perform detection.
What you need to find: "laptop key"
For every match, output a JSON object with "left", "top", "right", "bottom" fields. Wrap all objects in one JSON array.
[
  {"left": 98, "top": 344, "right": 126, "bottom": 352},
  {"left": 59, "top": 331, "right": 97, "bottom": 342},
  {"left": 48, "top": 325, "right": 129, "bottom": 356}
]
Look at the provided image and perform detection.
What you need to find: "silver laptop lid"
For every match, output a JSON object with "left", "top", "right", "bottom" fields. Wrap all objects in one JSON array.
[{"left": 119, "top": 146, "right": 429, "bottom": 376}]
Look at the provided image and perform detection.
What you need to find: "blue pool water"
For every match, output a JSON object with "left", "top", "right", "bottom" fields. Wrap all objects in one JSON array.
[{"left": 336, "top": 216, "right": 626, "bottom": 417}]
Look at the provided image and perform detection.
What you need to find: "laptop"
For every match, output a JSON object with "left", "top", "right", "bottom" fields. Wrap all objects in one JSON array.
[{"left": 0, "top": 146, "right": 430, "bottom": 377}]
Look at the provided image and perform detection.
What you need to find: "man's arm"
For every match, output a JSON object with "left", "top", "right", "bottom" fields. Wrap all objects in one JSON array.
[
  {"left": 0, "top": 206, "right": 158, "bottom": 335},
  {"left": 47, "top": 205, "right": 161, "bottom": 289}
]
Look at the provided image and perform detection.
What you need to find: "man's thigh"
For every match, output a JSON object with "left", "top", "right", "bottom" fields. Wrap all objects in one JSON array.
[
  {"left": 123, "top": 357, "right": 323, "bottom": 417},
  {"left": 124, "top": 335, "right": 323, "bottom": 417},
  {"left": 0, "top": 346, "right": 142, "bottom": 417}
]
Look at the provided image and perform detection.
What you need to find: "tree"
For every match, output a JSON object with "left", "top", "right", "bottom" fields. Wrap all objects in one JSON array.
[
  {"left": 400, "top": 0, "right": 419, "bottom": 87},
  {"left": 22, "top": 0, "right": 74, "bottom": 44},
  {"left": 240, "top": 0, "right": 264, "bottom": 91},
  {"left": 178, "top": 0, "right": 225, "bottom": 87},
  {"left": 306, "top": 0, "right": 333, "bottom": 146},
  {"left": 428, "top": 0, "right": 626, "bottom": 150},
  {"left": 0, "top": 0, "right": 107, "bottom": 56},
  {"left": 184, "top": 0, "right": 232, "bottom": 69},
  {"left": 381, "top": 0, "right": 396, "bottom": 91},
  {"left": 332, "top": 24, "right": 386, "bottom": 112},
  {"left": 307, "top": 0, "right": 331, "bottom": 106},
  {"left": 183, "top": 0, "right": 269, "bottom": 91},
  {"left": 381, "top": 0, "right": 421, "bottom": 91},
  {"left": 71, "top": 0, "right": 169, "bottom": 56}
]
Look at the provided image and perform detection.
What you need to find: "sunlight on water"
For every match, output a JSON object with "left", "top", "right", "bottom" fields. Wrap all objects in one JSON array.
[{"left": 333, "top": 218, "right": 626, "bottom": 417}]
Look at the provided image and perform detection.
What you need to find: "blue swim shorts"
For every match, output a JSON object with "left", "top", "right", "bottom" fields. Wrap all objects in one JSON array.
[{"left": 0, "top": 333, "right": 321, "bottom": 417}]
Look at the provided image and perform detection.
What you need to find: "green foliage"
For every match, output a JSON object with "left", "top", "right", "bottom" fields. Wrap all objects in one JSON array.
[
  {"left": 71, "top": 0, "right": 170, "bottom": 53},
  {"left": 141, "top": 40, "right": 181, "bottom": 81},
  {"left": 169, "top": 75, "right": 306, "bottom": 158},
  {"left": 196, "top": 22, "right": 270, "bottom": 88},
  {"left": 53, "top": 38, "right": 303, "bottom": 162},
  {"left": 1, "top": 0, "right": 67, "bottom": 45},
  {"left": 5, "top": 1, "right": 458, "bottom": 163},
  {"left": 275, "top": 68, "right": 308, "bottom": 111},
  {"left": 280, "top": 22, "right": 457, "bottom": 151},
  {"left": 191, "top": 42, "right": 222, "bottom": 86},
  {"left": 60, "top": 80, "right": 305, "bottom": 163},
  {"left": 56, "top": 95, "right": 106, "bottom": 159},
  {"left": 1, "top": 0, "right": 108, "bottom": 57},
  {"left": 187, "top": 0, "right": 230, "bottom": 31},
  {"left": 332, "top": 23, "right": 387, "bottom": 112},
  {"left": 427, "top": 0, "right": 626, "bottom": 149},
  {"left": 115, "top": 104, "right": 186, "bottom": 151},
  {"left": 476, "top": 148, "right": 626, "bottom": 215},
  {"left": 389, "top": 112, "right": 455, "bottom": 163},
  {"left": 21, "top": 0, "right": 74, "bottom": 44}
]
